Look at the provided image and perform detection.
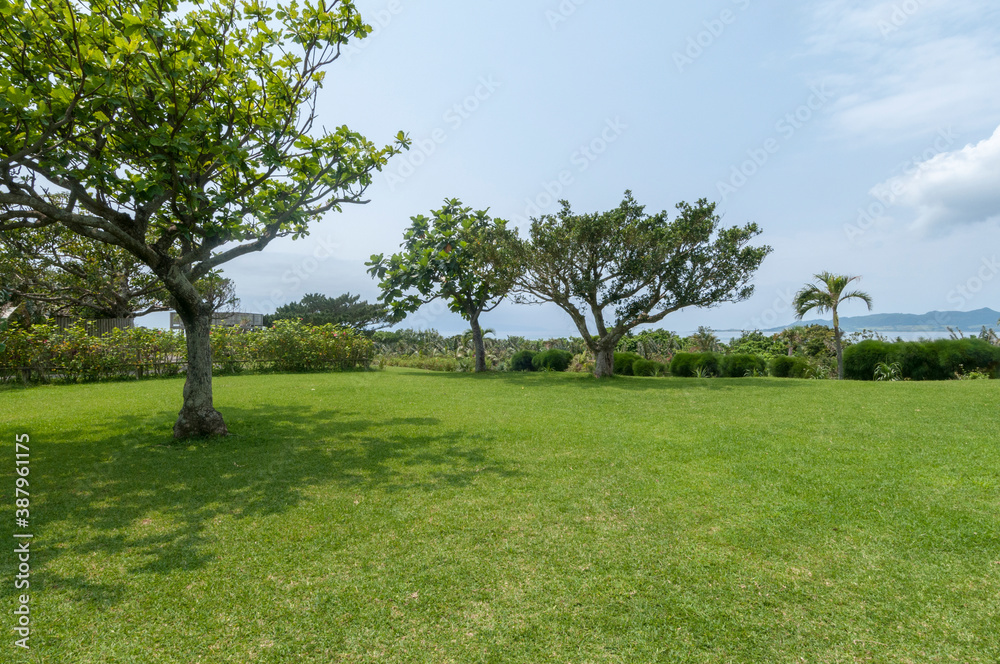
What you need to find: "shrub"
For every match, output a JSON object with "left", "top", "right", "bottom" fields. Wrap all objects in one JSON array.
[
  {"left": 843, "top": 340, "right": 895, "bottom": 381},
  {"left": 511, "top": 350, "right": 537, "bottom": 372},
  {"left": 722, "top": 354, "right": 767, "bottom": 378},
  {"left": 844, "top": 338, "right": 1000, "bottom": 381},
  {"left": 768, "top": 355, "right": 811, "bottom": 379},
  {"left": 892, "top": 341, "right": 941, "bottom": 381},
  {"left": 532, "top": 349, "right": 573, "bottom": 372},
  {"left": 632, "top": 358, "right": 668, "bottom": 377},
  {"left": 614, "top": 352, "right": 643, "bottom": 376},
  {"left": 670, "top": 352, "right": 722, "bottom": 378}
]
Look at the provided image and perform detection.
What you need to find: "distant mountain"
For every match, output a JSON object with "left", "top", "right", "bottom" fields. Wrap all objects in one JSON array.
[{"left": 761, "top": 308, "right": 1000, "bottom": 334}]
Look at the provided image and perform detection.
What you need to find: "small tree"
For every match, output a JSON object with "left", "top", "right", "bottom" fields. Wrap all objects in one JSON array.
[
  {"left": 267, "top": 292, "right": 391, "bottom": 331},
  {"left": 793, "top": 272, "right": 873, "bottom": 380},
  {"left": 515, "top": 192, "right": 771, "bottom": 377},
  {"left": 367, "top": 200, "right": 521, "bottom": 372},
  {"left": 0, "top": 0, "right": 405, "bottom": 436}
]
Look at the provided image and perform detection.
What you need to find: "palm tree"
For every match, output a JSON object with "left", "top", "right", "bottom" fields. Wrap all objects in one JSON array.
[{"left": 793, "top": 272, "right": 873, "bottom": 380}]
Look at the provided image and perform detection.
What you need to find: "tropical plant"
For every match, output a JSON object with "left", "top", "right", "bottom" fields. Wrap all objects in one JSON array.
[
  {"left": 793, "top": 273, "right": 873, "bottom": 380},
  {"left": 874, "top": 361, "right": 902, "bottom": 382}
]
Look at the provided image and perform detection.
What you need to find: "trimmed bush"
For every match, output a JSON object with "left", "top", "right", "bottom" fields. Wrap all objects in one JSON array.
[
  {"left": 511, "top": 350, "right": 537, "bottom": 372},
  {"left": 722, "top": 354, "right": 767, "bottom": 378},
  {"left": 843, "top": 340, "right": 895, "bottom": 381},
  {"left": 632, "top": 358, "right": 668, "bottom": 377},
  {"left": 844, "top": 338, "right": 1000, "bottom": 381},
  {"left": 670, "top": 352, "right": 722, "bottom": 377},
  {"left": 614, "top": 352, "right": 643, "bottom": 376},
  {"left": 532, "top": 349, "right": 574, "bottom": 372},
  {"left": 769, "top": 355, "right": 811, "bottom": 378}
]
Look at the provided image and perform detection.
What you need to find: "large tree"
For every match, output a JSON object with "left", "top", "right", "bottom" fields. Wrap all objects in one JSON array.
[
  {"left": 367, "top": 199, "right": 521, "bottom": 373},
  {"left": 793, "top": 272, "right": 873, "bottom": 380},
  {"left": 0, "top": 0, "right": 405, "bottom": 437},
  {"left": 515, "top": 192, "right": 771, "bottom": 377},
  {"left": 0, "top": 224, "right": 167, "bottom": 318},
  {"left": 266, "top": 292, "right": 391, "bottom": 331}
]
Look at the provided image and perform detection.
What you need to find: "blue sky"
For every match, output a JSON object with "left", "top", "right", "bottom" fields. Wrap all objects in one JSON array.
[{"left": 148, "top": 0, "right": 1000, "bottom": 337}]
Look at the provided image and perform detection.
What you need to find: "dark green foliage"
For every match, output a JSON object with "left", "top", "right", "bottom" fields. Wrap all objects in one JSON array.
[
  {"left": 614, "top": 352, "right": 644, "bottom": 376},
  {"left": 511, "top": 350, "right": 537, "bottom": 372},
  {"left": 844, "top": 339, "right": 1000, "bottom": 380},
  {"left": 768, "top": 355, "right": 811, "bottom": 378},
  {"left": 631, "top": 358, "right": 668, "bottom": 377},
  {"left": 266, "top": 293, "right": 391, "bottom": 331},
  {"left": 722, "top": 354, "right": 767, "bottom": 378},
  {"left": 935, "top": 338, "right": 1000, "bottom": 377},
  {"left": 670, "top": 352, "right": 722, "bottom": 377},
  {"left": 843, "top": 340, "right": 895, "bottom": 380},
  {"left": 726, "top": 331, "right": 786, "bottom": 358},
  {"left": 532, "top": 349, "right": 574, "bottom": 372},
  {"left": 895, "top": 342, "right": 946, "bottom": 381}
]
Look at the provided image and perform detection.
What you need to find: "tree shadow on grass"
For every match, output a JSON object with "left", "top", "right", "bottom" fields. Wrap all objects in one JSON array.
[
  {"left": 3, "top": 403, "right": 520, "bottom": 606},
  {"left": 396, "top": 368, "right": 814, "bottom": 391}
]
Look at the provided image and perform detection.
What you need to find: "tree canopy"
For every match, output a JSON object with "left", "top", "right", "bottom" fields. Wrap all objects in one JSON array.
[
  {"left": 367, "top": 199, "right": 521, "bottom": 372},
  {"left": 515, "top": 192, "right": 771, "bottom": 376},
  {"left": 267, "top": 292, "right": 391, "bottom": 331},
  {"left": 0, "top": 0, "right": 406, "bottom": 436}
]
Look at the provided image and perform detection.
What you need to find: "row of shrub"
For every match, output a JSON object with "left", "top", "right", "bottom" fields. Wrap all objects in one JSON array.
[
  {"left": 844, "top": 339, "right": 1000, "bottom": 380},
  {"left": 510, "top": 349, "right": 575, "bottom": 372},
  {"left": 0, "top": 319, "right": 374, "bottom": 384}
]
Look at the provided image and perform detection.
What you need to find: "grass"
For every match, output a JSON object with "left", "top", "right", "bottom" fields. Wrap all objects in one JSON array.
[{"left": 1, "top": 369, "right": 999, "bottom": 663}]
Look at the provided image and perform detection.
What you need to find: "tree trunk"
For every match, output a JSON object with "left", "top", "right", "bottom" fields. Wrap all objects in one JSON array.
[
  {"left": 835, "top": 326, "right": 844, "bottom": 380},
  {"left": 470, "top": 313, "right": 487, "bottom": 373},
  {"left": 174, "top": 306, "right": 228, "bottom": 438},
  {"left": 594, "top": 346, "right": 615, "bottom": 377}
]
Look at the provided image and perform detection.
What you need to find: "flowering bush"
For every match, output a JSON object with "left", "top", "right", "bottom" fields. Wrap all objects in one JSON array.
[{"left": 0, "top": 319, "right": 373, "bottom": 384}]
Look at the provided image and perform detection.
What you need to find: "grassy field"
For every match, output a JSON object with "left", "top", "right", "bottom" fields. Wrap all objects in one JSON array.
[{"left": 1, "top": 369, "right": 999, "bottom": 663}]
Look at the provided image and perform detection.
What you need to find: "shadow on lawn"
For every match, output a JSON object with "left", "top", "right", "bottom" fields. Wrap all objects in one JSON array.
[
  {"left": 10, "top": 403, "right": 519, "bottom": 605},
  {"left": 398, "top": 368, "right": 810, "bottom": 391}
]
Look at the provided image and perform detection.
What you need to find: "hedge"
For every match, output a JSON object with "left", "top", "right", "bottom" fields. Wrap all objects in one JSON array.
[
  {"left": 844, "top": 338, "right": 1000, "bottom": 381},
  {"left": 632, "top": 358, "right": 668, "bottom": 377},
  {"left": 532, "top": 349, "right": 574, "bottom": 372},
  {"left": 511, "top": 350, "right": 537, "bottom": 372},
  {"left": 670, "top": 352, "right": 722, "bottom": 377},
  {"left": 721, "top": 354, "right": 767, "bottom": 378},
  {"left": 768, "top": 355, "right": 811, "bottom": 379},
  {"left": 0, "top": 319, "right": 374, "bottom": 384},
  {"left": 614, "top": 352, "right": 643, "bottom": 376}
]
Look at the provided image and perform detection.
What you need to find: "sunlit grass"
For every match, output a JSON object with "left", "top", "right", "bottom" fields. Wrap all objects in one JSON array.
[{"left": 1, "top": 370, "right": 998, "bottom": 662}]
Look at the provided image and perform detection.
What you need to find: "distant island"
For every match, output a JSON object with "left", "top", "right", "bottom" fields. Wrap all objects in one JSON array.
[{"left": 755, "top": 307, "right": 1000, "bottom": 334}]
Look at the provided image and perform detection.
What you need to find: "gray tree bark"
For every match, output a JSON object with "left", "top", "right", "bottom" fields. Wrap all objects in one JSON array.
[
  {"left": 470, "top": 313, "right": 487, "bottom": 373},
  {"left": 173, "top": 303, "right": 228, "bottom": 438}
]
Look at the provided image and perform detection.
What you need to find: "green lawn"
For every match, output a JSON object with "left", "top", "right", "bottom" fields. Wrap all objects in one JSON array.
[{"left": 2, "top": 370, "right": 999, "bottom": 663}]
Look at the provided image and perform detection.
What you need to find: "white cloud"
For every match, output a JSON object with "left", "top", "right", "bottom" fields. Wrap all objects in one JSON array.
[
  {"left": 876, "top": 125, "right": 1000, "bottom": 231},
  {"left": 804, "top": 0, "right": 1000, "bottom": 140}
]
